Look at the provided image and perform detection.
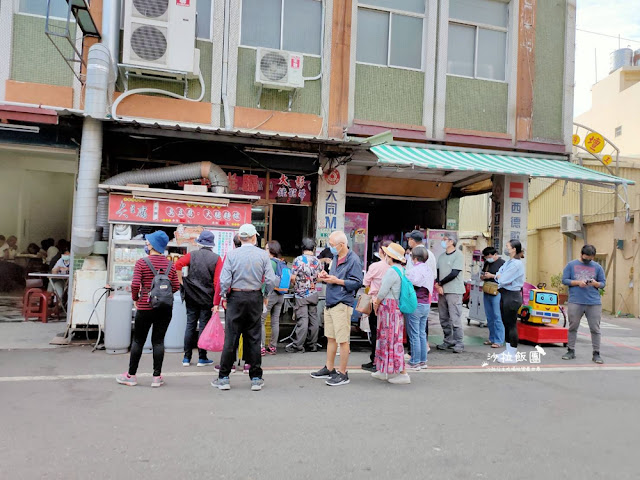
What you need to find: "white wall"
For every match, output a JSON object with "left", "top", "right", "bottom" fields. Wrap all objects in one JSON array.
[{"left": 0, "top": 147, "right": 77, "bottom": 250}]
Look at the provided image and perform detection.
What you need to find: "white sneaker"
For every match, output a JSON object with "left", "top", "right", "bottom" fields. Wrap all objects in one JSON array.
[
  {"left": 371, "top": 371, "right": 387, "bottom": 381},
  {"left": 388, "top": 373, "right": 411, "bottom": 384},
  {"left": 496, "top": 345, "right": 518, "bottom": 364}
]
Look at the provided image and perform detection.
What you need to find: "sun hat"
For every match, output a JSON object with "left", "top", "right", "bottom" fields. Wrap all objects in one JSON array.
[
  {"left": 238, "top": 224, "right": 259, "bottom": 238},
  {"left": 196, "top": 230, "right": 215, "bottom": 247},
  {"left": 145, "top": 231, "right": 170, "bottom": 254},
  {"left": 381, "top": 242, "right": 406, "bottom": 263}
]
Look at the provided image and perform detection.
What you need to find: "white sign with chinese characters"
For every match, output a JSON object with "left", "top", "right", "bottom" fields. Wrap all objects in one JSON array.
[
  {"left": 492, "top": 175, "right": 528, "bottom": 271},
  {"left": 315, "top": 165, "right": 346, "bottom": 248}
]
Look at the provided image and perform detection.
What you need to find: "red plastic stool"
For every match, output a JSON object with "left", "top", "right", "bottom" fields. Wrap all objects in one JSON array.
[{"left": 22, "top": 289, "right": 60, "bottom": 323}]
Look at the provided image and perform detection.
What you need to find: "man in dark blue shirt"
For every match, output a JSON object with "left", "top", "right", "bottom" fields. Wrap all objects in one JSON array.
[{"left": 311, "top": 231, "right": 363, "bottom": 386}]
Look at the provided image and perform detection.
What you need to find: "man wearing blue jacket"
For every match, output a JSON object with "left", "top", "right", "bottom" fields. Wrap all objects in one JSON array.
[{"left": 561, "top": 244, "right": 606, "bottom": 364}]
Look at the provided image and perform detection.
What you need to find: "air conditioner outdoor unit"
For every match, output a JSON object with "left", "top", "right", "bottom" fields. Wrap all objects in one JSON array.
[
  {"left": 560, "top": 214, "right": 582, "bottom": 234},
  {"left": 255, "top": 48, "right": 305, "bottom": 91},
  {"left": 123, "top": 0, "right": 198, "bottom": 74}
]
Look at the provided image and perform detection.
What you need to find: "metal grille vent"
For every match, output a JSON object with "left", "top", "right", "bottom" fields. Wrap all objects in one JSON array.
[
  {"left": 132, "top": 0, "right": 169, "bottom": 19},
  {"left": 260, "top": 52, "right": 288, "bottom": 82},
  {"left": 130, "top": 24, "right": 168, "bottom": 62}
]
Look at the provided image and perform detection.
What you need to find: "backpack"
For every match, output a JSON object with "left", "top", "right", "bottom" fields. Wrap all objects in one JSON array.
[
  {"left": 143, "top": 257, "right": 174, "bottom": 308},
  {"left": 391, "top": 266, "right": 418, "bottom": 314},
  {"left": 272, "top": 258, "right": 292, "bottom": 295}
]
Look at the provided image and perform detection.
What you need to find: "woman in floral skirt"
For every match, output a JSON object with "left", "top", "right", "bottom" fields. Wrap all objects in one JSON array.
[{"left": 372, "top": 242, "right": 410, "bottom": 385}]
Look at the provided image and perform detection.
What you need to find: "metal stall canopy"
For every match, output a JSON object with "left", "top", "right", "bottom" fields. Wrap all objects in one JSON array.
[{"left": 371, "top": 144, "right": 635, "bottom": 187}]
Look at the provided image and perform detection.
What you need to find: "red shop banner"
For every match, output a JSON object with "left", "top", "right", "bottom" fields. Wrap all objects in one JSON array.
[
  {"left": 108, "top": 194, "right": 252, "bottom": 227},
  {"left": 225, "top": 173, "right": 312, "bottom": 203}
]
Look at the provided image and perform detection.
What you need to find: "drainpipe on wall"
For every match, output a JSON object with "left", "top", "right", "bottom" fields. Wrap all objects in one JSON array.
[{"left": 221, "top": 0, "right": 232, "bottom": 130}]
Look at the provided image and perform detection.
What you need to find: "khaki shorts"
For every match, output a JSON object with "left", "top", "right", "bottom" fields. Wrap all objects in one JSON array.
[{"left": 324, "top": 303, "right": 352, "bottom": 344}]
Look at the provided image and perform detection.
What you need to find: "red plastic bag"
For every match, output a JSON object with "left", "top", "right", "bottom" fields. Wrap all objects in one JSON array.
[{"left": 197, "top": 313, "right": 225, "bottom": 352}]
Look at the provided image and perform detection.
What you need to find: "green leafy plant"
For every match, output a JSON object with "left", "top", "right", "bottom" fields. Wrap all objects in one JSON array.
[{"left": 549, "top": 273, "right": 568, "bottom": 295}]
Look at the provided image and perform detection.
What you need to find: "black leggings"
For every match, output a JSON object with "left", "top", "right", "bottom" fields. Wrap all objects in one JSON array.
[
  {"left": 499, "top": 289, "right": 522, "bottom": 348},
  {"left": 129, "top": 307, "right": 172, "bottom": 377}
]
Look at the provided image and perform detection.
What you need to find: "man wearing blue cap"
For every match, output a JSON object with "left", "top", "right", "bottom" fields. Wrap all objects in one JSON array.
[
  {"left": 117, "top": 230, "right": 180, "bottom": 388},
  {"left": 175, "top": 230, "right": 220, "bottom": 367},
  {"left": 212, "top": 224, "right": 275, "bottom": 391}
]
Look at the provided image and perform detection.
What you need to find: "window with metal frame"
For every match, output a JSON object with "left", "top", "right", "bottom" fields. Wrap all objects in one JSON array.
[
  {"left": 19, "top": 0, "right": 70, "bottom": 19},
  {"left": 356, "top": 0, "right": 426, "bottom": 70},
  {"left": 447, "top": 0, "right": 509, "bottom": 81},
  {"left": 240, "top": 0, "right": 323, "bottom": 56},
  {"left": 196, "top": 0, "right": 213, "bottom": 40}
]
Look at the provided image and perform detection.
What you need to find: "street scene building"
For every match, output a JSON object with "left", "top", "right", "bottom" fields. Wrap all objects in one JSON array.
[{"left": 1, "top": 1, "right": 639, "bottom": 478}]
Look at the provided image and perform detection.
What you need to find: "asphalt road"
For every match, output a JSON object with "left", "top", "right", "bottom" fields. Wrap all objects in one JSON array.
[{"left": 1, "top": 311, "right": 639, "bottom": 479}]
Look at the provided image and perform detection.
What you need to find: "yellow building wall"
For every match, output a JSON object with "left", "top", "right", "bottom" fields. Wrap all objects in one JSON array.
[{"left": 458, "top": 193, "right": 490, "bottom": 234}]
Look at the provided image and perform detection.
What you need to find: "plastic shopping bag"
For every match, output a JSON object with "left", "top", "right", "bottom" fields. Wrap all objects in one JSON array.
[{"left": 198, "top": 312, "right": 225, "bottom": 352}]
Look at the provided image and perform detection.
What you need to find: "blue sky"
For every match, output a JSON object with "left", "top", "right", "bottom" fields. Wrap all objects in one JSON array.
[{"left": 574, "top": 0, "right": 640, "bottom": 116}]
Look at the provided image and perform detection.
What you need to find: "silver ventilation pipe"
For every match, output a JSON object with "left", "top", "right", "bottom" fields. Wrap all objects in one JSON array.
[{"left": 102, "top": 161, "right": 229, "bottom": 190}]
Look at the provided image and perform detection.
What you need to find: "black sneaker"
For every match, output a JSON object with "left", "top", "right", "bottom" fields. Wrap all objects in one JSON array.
[
  {"left": 436, "top": 343, "right": 453, "bottom": 351},
  {"left": 361, "top": 361, "right": 376, "bottom": 372},
  {"left": 305, "top": 345, "right": 319, "bottom": 352},
  {"left": 326, "top": 371, "right": 350, "bottom": 386},
  {"left": 285, "top": 344, "right": 305, "bottom": 353},
  {"left": 562, "top": 349, "right": 576, "bottom": 360},
  {"left": 592, "top": 351, "right": 604, "bottom": 364},
  {"left": 310, "top": 366, "right": 336, "bottom": 379}
]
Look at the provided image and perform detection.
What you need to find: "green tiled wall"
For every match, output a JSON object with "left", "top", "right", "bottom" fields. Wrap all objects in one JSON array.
[
  {"left": 354, "top": 64, "right": 424, "bottom": 125},
  {"left": 445, "top": 76, "right": 508, "bottom": 133},
  {"left": 532, "top": 0, "right": 566, "bottom": 141},
  {"left": 235, "top": 47, "right": 322, "bottom": 115},
  {"left": 125, "top": 40, "right": 214, "bottom": 103},
  {"left": 11, "top": 14, "right": 75, "bottom": 87}
]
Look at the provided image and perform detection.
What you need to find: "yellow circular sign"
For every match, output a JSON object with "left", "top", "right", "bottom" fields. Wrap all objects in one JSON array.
[
  {"left": 584, "top": 132, "right": 605, "bottom": 154},
  {"left": 572, "top": 134, "right": 580, "bottom": 146},
  {"left": 602, "top": 154, "right": 613, "bottom": 166}
]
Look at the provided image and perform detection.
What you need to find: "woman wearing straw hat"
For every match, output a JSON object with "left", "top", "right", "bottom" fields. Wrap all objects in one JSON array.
[{"left": 372, "top": 242, "right": 411, "bottom": 384}]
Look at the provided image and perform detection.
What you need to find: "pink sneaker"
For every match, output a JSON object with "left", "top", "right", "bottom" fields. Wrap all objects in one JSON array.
[
  {"left": 243, "top": 364, "right": 250, "bottom": 374},
  {"left": 267, "top": 346, "right": 277, "bottom": 355},
  {"left": 151, "top": 376, "right": 164, "bottom": 388},
  {"left": 116, "top": 373, "right": 137, "bottom": 386},
  {"left": 261, "top": 347, "right": 266, "bottom": 356}
]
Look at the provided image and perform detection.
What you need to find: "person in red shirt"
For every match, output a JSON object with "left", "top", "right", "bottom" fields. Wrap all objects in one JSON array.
[{"left": 117, "top": 231, "right": 179, "bottom": 388}]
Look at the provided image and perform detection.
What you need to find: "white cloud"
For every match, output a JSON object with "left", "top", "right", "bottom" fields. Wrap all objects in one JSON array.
[{"left": 573, "top": 0, "right": 640, "bottom": 117}]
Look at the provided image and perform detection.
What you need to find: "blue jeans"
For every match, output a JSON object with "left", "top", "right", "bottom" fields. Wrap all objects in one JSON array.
[
  {"left": 483, "top": 293, "right": 505, "bottom": 345},
  {"left": 406, "top": 303, "right": 429, "bottom": 364}
]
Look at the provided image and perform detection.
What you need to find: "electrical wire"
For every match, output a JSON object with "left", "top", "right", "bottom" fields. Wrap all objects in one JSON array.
[
  {"left": 111, "top": 71, "right": 206, "bottom": 120},
  {"left": 84, "top": 287, "right": 111, "bottom": 352}
]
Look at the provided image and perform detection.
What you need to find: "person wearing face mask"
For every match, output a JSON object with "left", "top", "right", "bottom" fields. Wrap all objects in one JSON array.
[
  {"left": 494, "top": 240, "right": 525, "bottom": 364},
  {"left": 480, "top": 247, "right": 506, "bottom": 348},
  {"left": 117, "top": 230, "right": 180, "bottom": 388},
  {"left": 405, "top": 245, "right": 434, "bottom": 370},
  {"left": 434, "top": 233, "right": 466, "bottom": 353},
  {"left": 175, "top": 231, "right": 220, "bottom": 368},
  {"left": 561, "top": 244, "right": 606, "bottom": 364},
  {"left": 311, "top": 231, "right": 363, "bottom": 387},
  {"left": 371, "top": 242, "right": 411, "bottom": 384},
  {"left": 360, "top": 240, "right": 392, "bottom": 372},
  {"left": 212, "top": 224, "right": 276, "bottom": 391}
]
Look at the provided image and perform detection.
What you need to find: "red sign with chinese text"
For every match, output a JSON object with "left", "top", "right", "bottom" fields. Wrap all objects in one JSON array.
[
  {"left": 108, "top": 194, "right": 251, "bottom": 228},
  {"left": 226, "top": 173, "right": 312, "bottom": 203}
]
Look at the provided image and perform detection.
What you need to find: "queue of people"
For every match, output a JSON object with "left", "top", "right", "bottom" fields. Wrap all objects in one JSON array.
[{"left": 115, "top": 222, "right": 607, "bottom": 390}]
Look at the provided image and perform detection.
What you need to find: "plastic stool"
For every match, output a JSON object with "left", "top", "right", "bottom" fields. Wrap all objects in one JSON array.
[{"left": 22, "top": 288, "right": 60, "bottom": 323}]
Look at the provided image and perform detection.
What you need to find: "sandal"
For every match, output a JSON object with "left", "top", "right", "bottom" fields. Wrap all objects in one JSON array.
[
  {"left": 491, "top": 343, "right": 502, "bottom": 348},
  {"left": 483, "top": 340, "right": 493, "bottom": 345}
]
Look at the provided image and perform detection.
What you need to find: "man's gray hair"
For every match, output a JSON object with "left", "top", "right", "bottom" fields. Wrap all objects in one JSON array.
[
  {"left": 444, "top": 233, "right": 458, "bottom": 246},
  {"left": 329, "top": 231, "right": 348, "bottom": 245}
]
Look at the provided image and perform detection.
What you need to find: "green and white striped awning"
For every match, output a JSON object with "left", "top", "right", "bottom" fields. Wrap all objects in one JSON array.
[{"left": 371, "top": 144, "right": 634, "bottom": 186}]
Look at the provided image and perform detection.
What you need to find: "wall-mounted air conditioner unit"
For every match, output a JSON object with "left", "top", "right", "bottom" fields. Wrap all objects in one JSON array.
[
  {"left": 123, "top": 0, "right": 199, "bottom": 74},
  {"left": 255, "top": 48, "right": 305, "bottom": 91},
  {"left": 560, "top": 214, "right": 582, "bottom": 234}
]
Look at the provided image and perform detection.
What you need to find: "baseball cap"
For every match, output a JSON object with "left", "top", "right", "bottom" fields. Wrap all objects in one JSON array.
[
  {"left": 406, "top": 230, "right": 424, "bottom": 242},
  {"left": 238, "top": 224, "right": 259, "bottom": 238}
]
